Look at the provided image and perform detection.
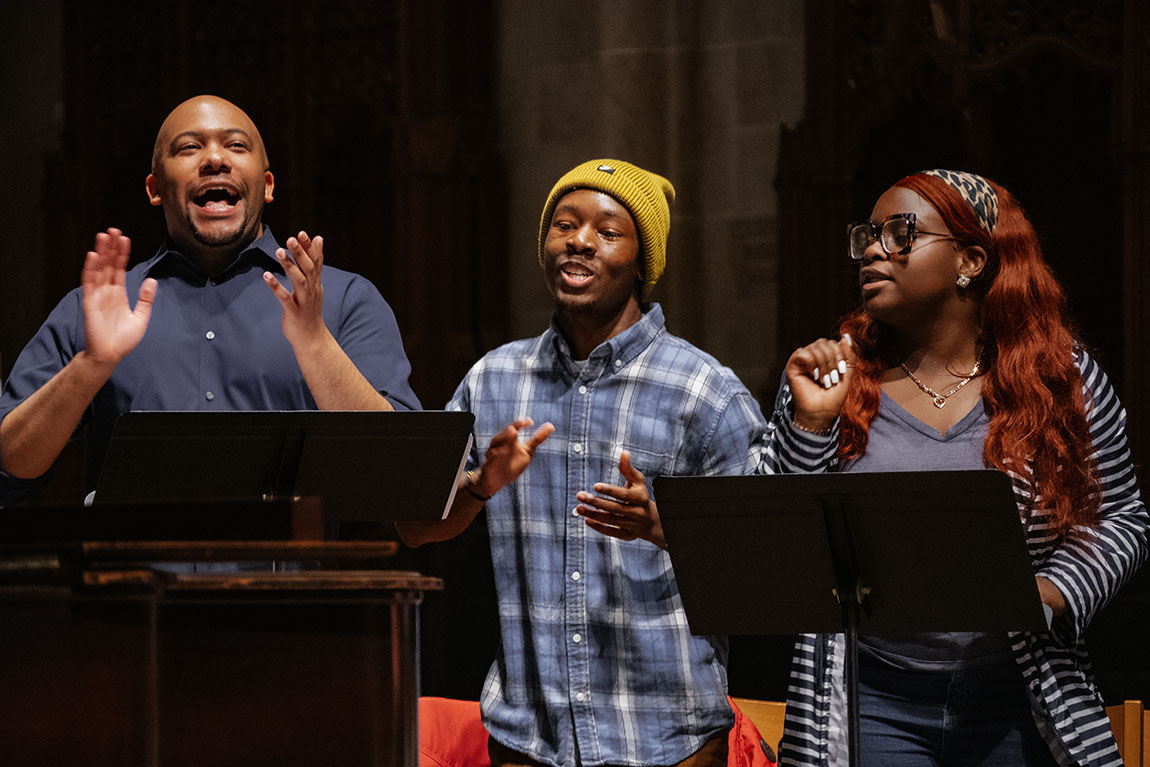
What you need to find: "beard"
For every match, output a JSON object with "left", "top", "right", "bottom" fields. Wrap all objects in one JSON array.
[
  {"left": 180, "top": 198, "right": 254, "bottom": 249},
  {"left": 189, "top": 218, "right": 247, "bottom": 247}
]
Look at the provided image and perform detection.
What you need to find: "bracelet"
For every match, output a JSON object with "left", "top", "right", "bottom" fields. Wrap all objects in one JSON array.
[
  {"left": 464, "top": 470, "right": 493, "bottom": 502},
  {"left": 791, "top": 419, "right": 834, "bottom": 436}
]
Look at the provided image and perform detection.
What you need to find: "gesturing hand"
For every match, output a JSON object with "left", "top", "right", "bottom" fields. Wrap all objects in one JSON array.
[
  {"left": 471, "top": 418, "right": 556, "bottom": 499},
  {"left": 784, "top": 334, "right": 856, "bottom": 433},
  {"left": 81, "top": 228, "right": 157, "bottom": 366},
  {"left": 264, "top": 231, "right": 329, "bottom": 347},
  {"left": 576, "top": 450, "right": 666, "bottom": 549}
]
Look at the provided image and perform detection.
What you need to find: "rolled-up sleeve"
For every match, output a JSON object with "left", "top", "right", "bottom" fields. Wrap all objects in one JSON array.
[{"left": 753, "top": 377, "right": 839, "bottom": 475}]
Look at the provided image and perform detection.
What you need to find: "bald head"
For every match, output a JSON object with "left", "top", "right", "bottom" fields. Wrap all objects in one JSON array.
[
  {"left": 145, "top": 94, "right": 275, "bottom": 268},
  {"left": 151, "top": 95, "right": 269, "bottom": 175}
]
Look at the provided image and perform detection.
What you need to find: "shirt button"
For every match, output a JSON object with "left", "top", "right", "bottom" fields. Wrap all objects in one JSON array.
[
  {"left": 571, "top": 571, "right": 581, "bottom": 581},
  {"left": 572, "top": 443, "right": 582, "bottom": 453},
  {"left": 578, "top": 385, "right": 588, "bottom": 395},
  {"left": 572, "top": 633, "right": 582, "bottom": 643},
  {"left": 575, "top": 692, "right": 586, "bottom": 702},
  {"left": 572, "top": 507, "right": 580, "bottom": 517},
  {"left": 614, "top": 359, "right": 622, "bottom": 368},
  {"left": 205, "top": 391, "right": 215, "bottom": 401},
  {"left": 205, "top": 330, "right": 215, "bottom": 340}
]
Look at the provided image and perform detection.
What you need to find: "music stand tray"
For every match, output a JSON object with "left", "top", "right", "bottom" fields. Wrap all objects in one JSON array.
[
  {"left": 93, "top": 411, "right": 474, "bottom": 533},
  {"left": 655, "top": 470, "right": 1047, "bottom": 766}
]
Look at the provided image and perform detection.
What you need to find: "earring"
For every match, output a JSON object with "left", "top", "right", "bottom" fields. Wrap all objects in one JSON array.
[{"left": 956, "top": 274, "right": 971, "bottom": 288}]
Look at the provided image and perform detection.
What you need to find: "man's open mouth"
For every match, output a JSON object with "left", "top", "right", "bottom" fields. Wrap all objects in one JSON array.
[
  {"left": 192, "top": 186, "right": 241, "bottom": 212},
  {"left": 560, "top": 265, "right": 592, "bottom": 285}
]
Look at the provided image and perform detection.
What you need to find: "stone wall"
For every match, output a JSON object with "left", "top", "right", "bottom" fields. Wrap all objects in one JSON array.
[{"left": 497, "top": 0, "right": 805, "bottom": 402}]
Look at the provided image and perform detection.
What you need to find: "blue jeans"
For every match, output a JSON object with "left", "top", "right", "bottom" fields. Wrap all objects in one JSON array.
[{"left": 858, "top": 655, "right": 1057, "bottom": 766}]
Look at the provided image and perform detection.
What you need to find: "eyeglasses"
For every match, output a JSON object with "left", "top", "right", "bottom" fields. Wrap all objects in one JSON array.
[{"left": 847, "top": 212, "right": 954, "bottom": 261}]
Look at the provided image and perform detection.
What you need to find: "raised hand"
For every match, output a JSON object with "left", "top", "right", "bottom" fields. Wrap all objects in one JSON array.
[
  {"left": 784, "top": 334, "right": 856, "bottom": 433},
  {"left": 576, "top": 450, "right": 666, "bottom": 549},
  {"left": 1, "top": 228, "right": 156, "bottom": 480},
  {"left": 395, "top": 419, "right": 554, "bottom": 548},
  {"left": 471, "top": 418, "right": 555, "bottom": 498},
  {"left": 264, "top": 231, "right": 329, "bottom": 347},
  {"left": 81, "top": 228, "right": 157, "bottom": 366}
]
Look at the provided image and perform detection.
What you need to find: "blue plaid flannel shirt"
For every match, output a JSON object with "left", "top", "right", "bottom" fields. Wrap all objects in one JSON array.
[{"left": 447, "top": 304, "right": 768, "bottom": 767}]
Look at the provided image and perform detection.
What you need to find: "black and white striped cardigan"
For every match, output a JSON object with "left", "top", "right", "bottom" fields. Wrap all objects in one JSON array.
[{"left": 754, "top": 350, "right": 1148, "bottom": 767}]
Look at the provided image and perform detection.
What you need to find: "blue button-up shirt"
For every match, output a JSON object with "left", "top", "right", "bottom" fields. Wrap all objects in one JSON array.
[
  {"left": 0, "top": 228, "right": 419, "bottom": 503},
  {"left": 448, "top": 304, "right": 767, "bottom": 767}
]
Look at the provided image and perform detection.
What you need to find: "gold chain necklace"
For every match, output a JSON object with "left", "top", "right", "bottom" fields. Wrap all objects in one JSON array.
[{"left": 898, "top": 352, "right": 983, "bottom": 409}]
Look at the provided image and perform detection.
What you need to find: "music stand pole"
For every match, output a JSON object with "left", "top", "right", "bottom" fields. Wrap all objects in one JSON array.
[{"left": 841, "top": 581, "right": 864, "bottom": 767}]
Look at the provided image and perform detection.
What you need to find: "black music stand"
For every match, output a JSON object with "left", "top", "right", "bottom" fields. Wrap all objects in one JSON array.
[
  {"left": 92, "top": 410, "right": 475, "bottom": 536},
  {"left": 654, "top": 470, "right": 1048, "bottom": 767}
]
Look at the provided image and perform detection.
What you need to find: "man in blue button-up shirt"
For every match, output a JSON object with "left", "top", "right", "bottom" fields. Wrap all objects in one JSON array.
[
  {"left": 0, "top": 95, "right": 418, "bottom": 503},
  {"left": 398, "top": 160, "right": 767, "bottom": 767}
]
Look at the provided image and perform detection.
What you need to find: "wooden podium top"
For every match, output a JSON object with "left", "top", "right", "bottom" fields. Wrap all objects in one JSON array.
[
  {"left": 161, "top": 569, "right": 443, "bottom": 592},
  {"left": 77, "top": 567, "right": 444, "bottom": 593},
  {"left": 0, "top": 500, "right": 437, "bottom": 589},
  {"left": 80, "top": 539, "right": 398, "bottom": 561}
]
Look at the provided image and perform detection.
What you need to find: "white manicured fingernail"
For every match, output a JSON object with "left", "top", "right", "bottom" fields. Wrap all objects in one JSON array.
[
  {"left": 843, "top": 333, "right": 853, "bottom": 347},
  {"left": 823, "top": 374, "right": 832, "bottom": 389},
  {"left": 838, "top": 360, "right": 847, "bottom": 375},
  {"left": 813, "top": 367, "right": 820, "bottom": 381},
  {"left": 831, "top": 370, "right": 840, "bottom": 385}
]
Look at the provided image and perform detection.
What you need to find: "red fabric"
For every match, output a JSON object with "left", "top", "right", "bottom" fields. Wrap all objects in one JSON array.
[
  {"left": 726, "top": 697, "right": 777, "bottom": 767},
  {"left": 417, "top": 696, "right": 776, "bottom": 767},
  {"left": 419, "top": 697, "right": 491, "bottom": 767}
]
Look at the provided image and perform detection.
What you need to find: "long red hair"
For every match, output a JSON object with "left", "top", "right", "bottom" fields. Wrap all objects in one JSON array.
[{"left": 837, "top": 173, "right": 1101, "bottom": 534}]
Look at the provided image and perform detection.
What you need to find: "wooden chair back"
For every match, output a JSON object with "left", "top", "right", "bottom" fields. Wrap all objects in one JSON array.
[
  {"left": 1107, "top": 700, "right": 1148, "bottom": 766},
  {"left": 730, "top": 697, "right": 787, "bottom": 756}
]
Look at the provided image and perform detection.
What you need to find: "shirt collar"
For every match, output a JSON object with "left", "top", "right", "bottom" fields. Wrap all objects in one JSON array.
[
  {"left": 142, "top": 227, "right": 282, "bottom": 283},
  {"left": 546, "top": 303, "right": 666, "bottom": 377}
]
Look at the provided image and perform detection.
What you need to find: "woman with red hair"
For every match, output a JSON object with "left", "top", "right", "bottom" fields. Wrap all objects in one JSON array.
[{"left": 759, "top": 170, "right": 1147, "bottom": 766}]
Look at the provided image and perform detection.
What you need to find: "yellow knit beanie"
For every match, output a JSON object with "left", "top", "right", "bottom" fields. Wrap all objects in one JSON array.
[{"left": 538, "top": 159, "right": 676, "bottom": 299}]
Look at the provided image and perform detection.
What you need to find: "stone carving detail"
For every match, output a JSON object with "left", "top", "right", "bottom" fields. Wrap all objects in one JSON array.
[{"left": 972, "top": 0, "right": 1122, "bottom": 69}]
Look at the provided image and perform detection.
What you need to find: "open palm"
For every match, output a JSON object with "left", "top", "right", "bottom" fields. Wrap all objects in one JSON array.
[{"left": 81, "top": 228, "right": 156, "bottom": 365}]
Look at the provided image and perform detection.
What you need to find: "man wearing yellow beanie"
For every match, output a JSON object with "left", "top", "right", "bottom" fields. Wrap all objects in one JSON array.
[{"left": 398, "top": 160, "right": 766, "bottom": 767}]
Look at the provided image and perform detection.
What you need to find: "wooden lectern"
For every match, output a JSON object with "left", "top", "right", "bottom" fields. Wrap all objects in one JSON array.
[
  {"left": 0, "top": 410, "right": 475, "bottom": 767},
  {"left": 0, "top": 500, "right": 442, "bottom": 767}
]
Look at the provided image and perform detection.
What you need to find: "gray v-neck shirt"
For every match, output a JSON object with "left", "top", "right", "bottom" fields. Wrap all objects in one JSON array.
[{"left": 847, "top": 391, "right": 1015, "bottom": 670}]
